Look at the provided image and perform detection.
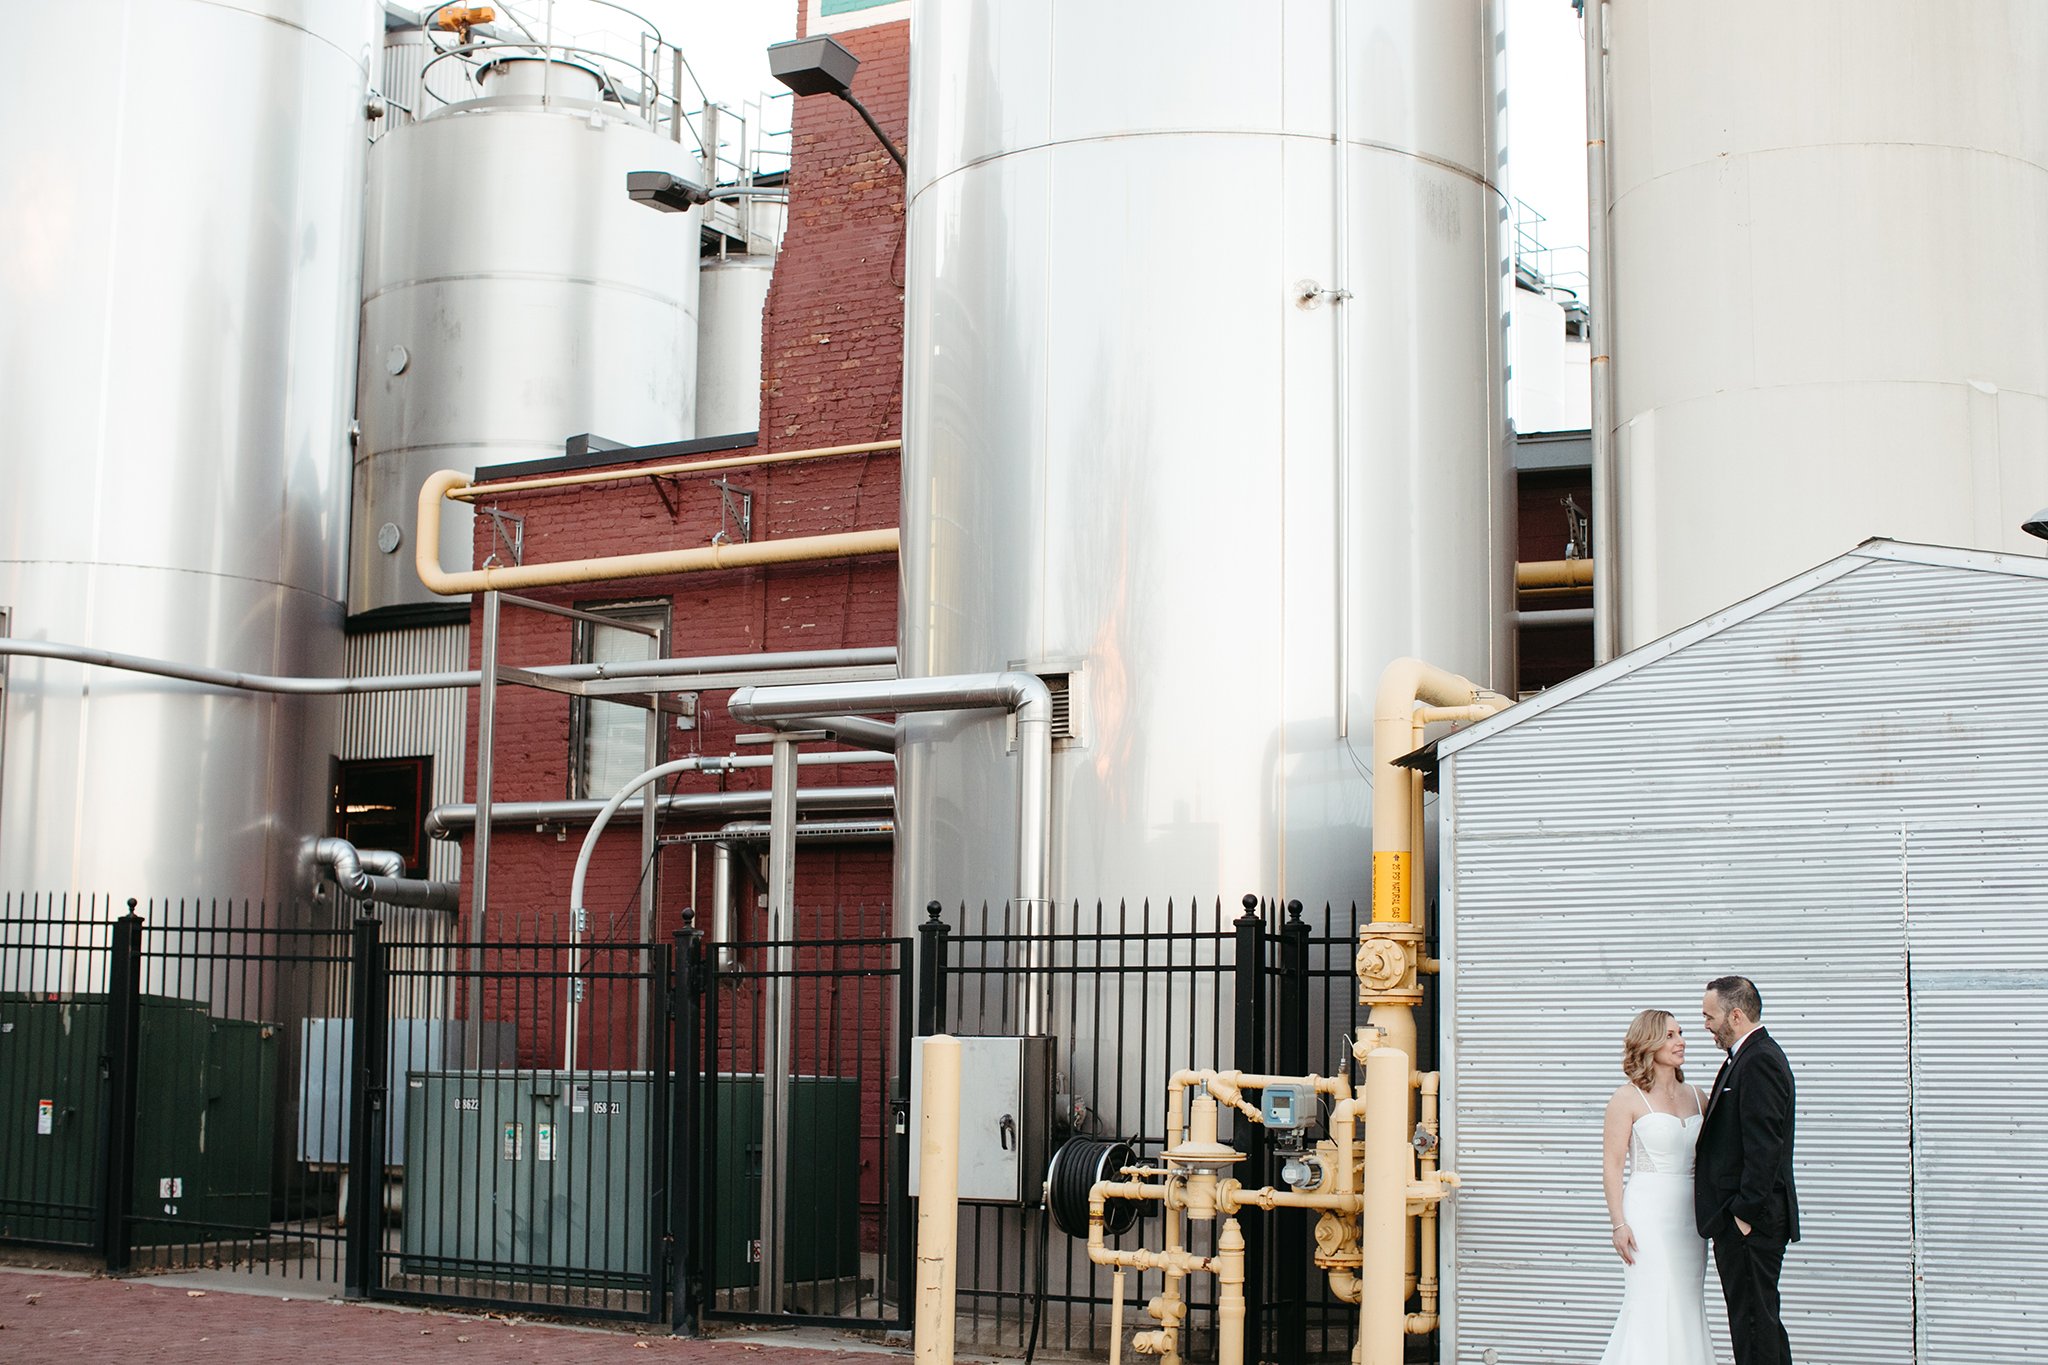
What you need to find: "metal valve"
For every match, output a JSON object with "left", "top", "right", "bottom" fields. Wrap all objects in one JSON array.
[{"left": 1355, "top": 936, "right": 1408, "bottom": 990}]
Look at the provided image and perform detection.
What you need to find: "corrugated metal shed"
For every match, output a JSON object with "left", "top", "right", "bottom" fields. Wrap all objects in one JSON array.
[
  {"left": 343, "top": 624, "right": 467, "bottom": 884},
  {"left": 1435, "top": 541, "right": 2048, "bottom": 1364}
]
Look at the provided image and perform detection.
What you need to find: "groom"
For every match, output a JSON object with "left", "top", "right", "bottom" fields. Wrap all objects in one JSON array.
[{"left": 1696, "top": 975, "right": 1800, "bottom": 1365}]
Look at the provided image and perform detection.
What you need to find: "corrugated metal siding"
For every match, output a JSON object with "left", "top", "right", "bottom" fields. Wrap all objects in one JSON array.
[
  {"left": 1451, "top": 559, "right": 2048, "bottom": 840},
  {"left": 1443, "top": 557, "right": 2048, "bottom": 1364},
  {"left": 343, "top": 625, "right": 467, "bottom": 884},
  {"left": 1906, "top": 823, "right": 2048, "bottom": 1363},
  {"left": 1442, "top": 820, "right": 1912, "bottom": 1365}
]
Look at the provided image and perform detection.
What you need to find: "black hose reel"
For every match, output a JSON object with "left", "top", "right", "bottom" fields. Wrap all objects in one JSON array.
[{"left": 1045, "top": 1137, "right": 1141, "bottom": 1240}]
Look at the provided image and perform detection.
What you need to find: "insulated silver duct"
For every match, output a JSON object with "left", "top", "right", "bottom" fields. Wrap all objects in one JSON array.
[{"left": 307, "top": 837, "right": 459, "bottom": 912}]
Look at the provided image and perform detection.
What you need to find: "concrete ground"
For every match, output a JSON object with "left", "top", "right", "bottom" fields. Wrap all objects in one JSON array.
[{"left": 0, "top": 1266, "right": 927, "bottom": 1362}]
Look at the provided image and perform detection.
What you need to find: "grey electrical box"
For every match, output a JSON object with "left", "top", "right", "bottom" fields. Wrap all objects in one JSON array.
[
  {"left": 908, "top": 1036, "right": 1054, "bottom": 1206},
  {"left": 401, "top": 1070, "right": 652, "bottom": 1284},
  {"left": 297, "top": 1018, "right": 513, "bottom": 1167}
]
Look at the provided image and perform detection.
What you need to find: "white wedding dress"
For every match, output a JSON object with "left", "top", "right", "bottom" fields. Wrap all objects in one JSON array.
[{"left": 1598, "top": 1091, "right": 1715, "bottom": 1365}]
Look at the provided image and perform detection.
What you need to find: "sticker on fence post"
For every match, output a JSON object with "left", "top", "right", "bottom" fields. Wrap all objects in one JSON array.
[
  {"left": 502, "top": 1121, "right": 524, "bottom": 1161},
  {"left": 37, "top": 1099, "right": 53, "bottom": 1135},
  {"left": 537, "top": 1123, "right": 556, "bottom": 1163}
]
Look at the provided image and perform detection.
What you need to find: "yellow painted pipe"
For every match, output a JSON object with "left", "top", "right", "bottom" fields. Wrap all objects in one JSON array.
[
  {"left": 1514, "top": 558, "right": 1595, "bottom": 589},
  {"left": 413, "top": 467, "right": 899, "bottom": 595},
  {"left": 1217, "top": 1216, "right": 1247, "bottom": 1365},
  {"left": 1371, "top": 657, "right": 1507, "bottom": 929},
  {"left": 1408, "top": 1071, "right": 1443, "bottom": 1336},
  {"left": 445, "top": 438, "right": 903, "bottom": 501},
  {"left": 1109, "top": 1267, "right": 1126, "bottom": 1365},
  {"left": 914, "top": 1035, "right": 961, "bottom": 1365}
]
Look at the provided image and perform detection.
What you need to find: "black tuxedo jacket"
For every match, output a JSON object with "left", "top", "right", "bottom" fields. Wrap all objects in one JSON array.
[{"left": 1694, "top": 1027, "right": 1800, "bottom": 1243}]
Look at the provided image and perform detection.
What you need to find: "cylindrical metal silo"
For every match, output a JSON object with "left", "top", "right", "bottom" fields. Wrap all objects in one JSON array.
[
  {"left": 0, "top": 0, "right": 376, "bottom": 903},
  {"left": 696, "top": 253, "right": 775, "bottom": 438},
  {"left": 350, "top": 40, "right": 704, "bottom": 614},
  {"left": 1601, "top": 1, "right": 2048, "bottom": 646},
  {"left": 900, "top": 0, "right": 1512, "bottom": 915}
]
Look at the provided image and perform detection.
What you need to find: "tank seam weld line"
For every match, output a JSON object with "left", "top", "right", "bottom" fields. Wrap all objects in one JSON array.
[
  {"left": 910, "top": 129, "right": 1503, "bottom": 202},
  {"left": 1621, "top": 376, "right": 2048, "bottom": 414},
  {"left": 1613, "top": 140, "right": 2048, "bottom": 198},
  {"left": 0, "top": 560, "right": 344, "bottom": 603},
  {"left": 185, "top": 0, "right": 373, "bottom": 71},
  {"left": 364, "top": 272, "right": 695, "bottom": 308}
]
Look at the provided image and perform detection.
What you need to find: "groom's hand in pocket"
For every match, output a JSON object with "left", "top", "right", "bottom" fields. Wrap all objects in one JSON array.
[{"left": 1734, "top": 1216, "right": 1752, "bottom": 1237}]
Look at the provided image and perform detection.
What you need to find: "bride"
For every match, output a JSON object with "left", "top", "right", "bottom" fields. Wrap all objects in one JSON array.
[{"left": 1598, "top": 1009, "right": 1715, "bottom": 1365}]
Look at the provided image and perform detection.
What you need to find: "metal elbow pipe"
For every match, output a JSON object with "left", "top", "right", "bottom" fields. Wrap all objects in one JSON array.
[
  {"left": 309, "top": 837, "right": 458, "bottom": 912},
  {"left": 415, "top": 467, "right": 900, "bottom": 596},
  {"left": 729, "top": 671, "right": 1053, "bottom": 907},
  {"left": 1372, "top": 657, "right": 1506, "bottom": 926}
]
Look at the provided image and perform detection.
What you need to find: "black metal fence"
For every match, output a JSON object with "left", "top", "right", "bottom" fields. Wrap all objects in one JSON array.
[
  {"left": 693, "top": 929, "right": 910, "bottom": 1329},
  {"left": 0, "top": 894, "right": 912, "bottom": 1336},
  {"left": 3, "top": 890, "right": 1410, "bottom": 1358}
]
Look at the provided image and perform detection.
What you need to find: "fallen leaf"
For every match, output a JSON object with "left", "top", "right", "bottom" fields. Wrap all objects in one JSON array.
[
  {"left": 456, "top": 1336, "right": 470, "bottom": 1343},
  {"left": 186, "top": 1291, "right": 206, "bottom": 1298}
]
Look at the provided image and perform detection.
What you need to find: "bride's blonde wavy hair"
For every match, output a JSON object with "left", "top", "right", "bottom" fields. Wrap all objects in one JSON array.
[{"left": 1622, "top": 1009, "right": 1684, "bottom": 1091}]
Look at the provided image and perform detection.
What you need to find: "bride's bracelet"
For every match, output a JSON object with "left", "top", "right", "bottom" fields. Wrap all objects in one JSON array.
[{"left": 1612, "top": 1224, "right": 1630, "bottom": 1233}]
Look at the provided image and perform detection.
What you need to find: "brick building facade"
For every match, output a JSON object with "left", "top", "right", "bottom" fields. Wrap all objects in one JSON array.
[{"left": 452, "top": 10, "right": 911, "bottom": 952}]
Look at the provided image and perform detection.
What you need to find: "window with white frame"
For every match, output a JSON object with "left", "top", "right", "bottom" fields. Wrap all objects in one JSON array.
[{"left": 568, "top": 600, "right": 670, "bottom": 800}]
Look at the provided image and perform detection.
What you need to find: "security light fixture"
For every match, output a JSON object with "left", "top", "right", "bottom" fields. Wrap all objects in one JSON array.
[
  {"left": 626, "top": 170, "right": 711, "bottom": 213},
  {"left": 768, "top": 35, "right": 861, "bottom": 99},
  {"left": 2024, "top": 508, "right": 2048, "bottom": 541},
  {"left": 766, "top": 35, "right": 906, "bottom": 172}
]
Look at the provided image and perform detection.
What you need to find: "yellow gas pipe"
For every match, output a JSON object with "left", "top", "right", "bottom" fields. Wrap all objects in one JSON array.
[
  {"left": 1085, "top": 660, "right": 1499, "bottom": 1364},
  {"left": 412, "top": 440, "right": 902, "bottom": 596}
]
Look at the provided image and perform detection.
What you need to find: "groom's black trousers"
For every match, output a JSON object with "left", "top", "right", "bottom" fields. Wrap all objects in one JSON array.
[{"left": 1713, "top": 1231, "right": 1792, "bottom": 1365}]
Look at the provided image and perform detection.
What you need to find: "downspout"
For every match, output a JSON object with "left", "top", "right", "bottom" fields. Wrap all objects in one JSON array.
[
  {"left": 1583, "top": 0, "right": 1622, "bottom": 660},
  {"left": 416, "top": 465, "right": 898, "bottom": 596},
  {"left": 728, "top": 671, "right": 1055, "bottom": 1029},
  {"left": 308, "top": 837, "right": 459, "bottom": 912}
]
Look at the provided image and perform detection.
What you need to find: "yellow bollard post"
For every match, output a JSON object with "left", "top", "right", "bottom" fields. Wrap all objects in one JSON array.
[
  {"left": 915, "top": 1035, "right": 962, "bottom": 1365},
  {"left": 1359, "top": 1045, "right": 1411, "bottom": 1365}
]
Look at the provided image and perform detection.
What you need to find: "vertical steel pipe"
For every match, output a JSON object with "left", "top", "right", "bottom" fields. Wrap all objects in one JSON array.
[
  {"left": 756, "top": 731, "right": 804, "bottom": 1311},
  {"left": 1583, "top": 0, "right": 1621, "bottom": 662}
]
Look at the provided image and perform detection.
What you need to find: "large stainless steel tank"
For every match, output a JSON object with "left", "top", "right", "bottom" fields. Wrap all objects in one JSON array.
[
  {"left": 900, "top": 0, "right": 1512, "bottom": 914},
  {"left": 0, "top": 0, "right": 375, "bottom": 902},
  {"left": 351, "top": 44, "right": 704, "bottom": 613},
  {"left": 1603, "top": 0, "right": 2048, "bottom": 646},
  {"left": 695, "top": 254, "right": 775, "bottom": 438}
]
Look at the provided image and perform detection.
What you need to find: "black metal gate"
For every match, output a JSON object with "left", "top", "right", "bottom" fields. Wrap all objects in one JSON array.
[
  {"left": 682, "top": 929, "right": 912, "bottom": 1333},
  {"left": 356, "top": 921, "right": 676, "bottom": 1324}
]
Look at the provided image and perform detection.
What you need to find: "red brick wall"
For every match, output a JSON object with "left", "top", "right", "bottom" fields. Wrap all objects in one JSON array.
[{"left": 449, "top": 16, "right": 912, "bottom": 955}]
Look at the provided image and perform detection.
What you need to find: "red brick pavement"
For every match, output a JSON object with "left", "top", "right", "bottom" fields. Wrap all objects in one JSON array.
[{"left": 0, "top": 1270, "right": 910, "bottom": 1363}]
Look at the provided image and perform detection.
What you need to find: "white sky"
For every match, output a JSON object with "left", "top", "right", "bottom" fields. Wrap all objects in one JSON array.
[{"left": 590, "top": 2, "right": 1590, "bottom": 258}]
